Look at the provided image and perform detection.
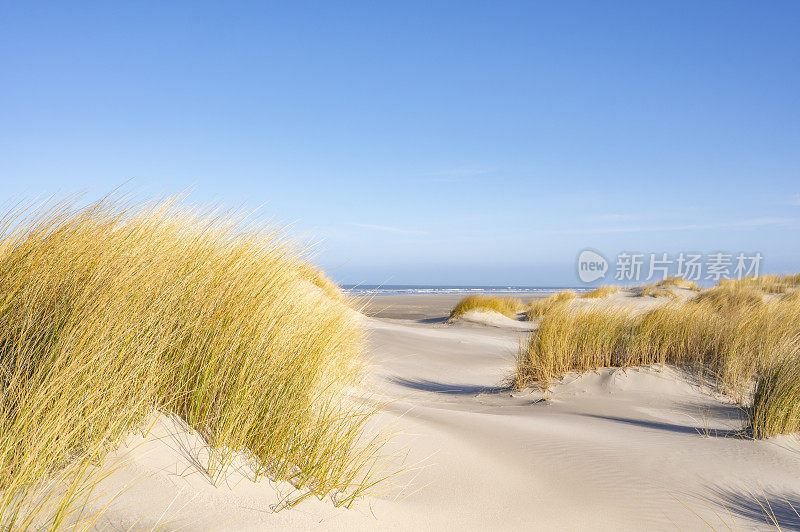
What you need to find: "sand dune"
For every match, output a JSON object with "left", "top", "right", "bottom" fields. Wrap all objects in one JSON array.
[
  {"left": 91, "top": 294, "right": 800, "bottom": 530},
  {"left": 448, "top": 308, "right": 536, "bottom": 330}
]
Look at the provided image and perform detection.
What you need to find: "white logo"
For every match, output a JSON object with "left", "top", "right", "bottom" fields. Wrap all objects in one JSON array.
[{"left": 577, "top": 249, "right": 608, "bottom": 283}]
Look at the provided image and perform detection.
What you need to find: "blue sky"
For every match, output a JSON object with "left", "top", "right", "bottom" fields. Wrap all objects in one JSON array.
[{"left": 1, "top": 1, "right": 799, "bottom": 286}]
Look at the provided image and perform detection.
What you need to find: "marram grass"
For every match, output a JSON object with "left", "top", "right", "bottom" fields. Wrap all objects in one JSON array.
[
  {"left": 581, "top": 285, "right": 620, "bottom": 299},
  {"left": 515, "top": 276, "right": 800, "bottom": 438},
  {"left": 638, "top": 277, "right": 699, "bottom": 298},
  {"left": 449, "top": 295, "right": 524, "bottom": 319},
  {"left": 692, "top": 281, "right": 765, "bottom": 313},
  {"left": 525, "top": 290, "right": 577, "bottom": 320},
  {"left": 0, "top": 198, "right": 382, "bottom": 528},
  {"left": 750, "top": 344, "right": 800, "bottom": 438}
]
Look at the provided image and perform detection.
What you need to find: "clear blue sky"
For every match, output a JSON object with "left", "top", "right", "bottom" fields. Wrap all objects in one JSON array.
[{"left": 1, "top": 2, "right": 799, "bottom": 286}]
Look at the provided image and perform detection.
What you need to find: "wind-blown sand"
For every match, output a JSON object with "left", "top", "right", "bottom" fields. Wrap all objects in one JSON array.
[{"left": 90, "top": 293, "right": 800, "bottom": 530}]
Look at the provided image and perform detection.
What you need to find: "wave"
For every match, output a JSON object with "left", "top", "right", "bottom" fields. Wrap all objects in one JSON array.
[{"left": 341, "top": 285, "right": 585, "bottom": 296}]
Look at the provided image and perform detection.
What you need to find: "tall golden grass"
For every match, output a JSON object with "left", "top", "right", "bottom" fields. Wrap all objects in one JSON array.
[
  {"left": 581, "top": 285, "right": 620, "bottom": 299},
  {"left": 640, "top": 285, "right": 676, "bottom": 299},
  {"left": 735, "top": 273, "right": 800, "bottom": 294},
  {"left": 750, "top": 344, "right": 800, "bottom": 439},
  {"left": 515, "top": 277, "right": 800, "bottom": 438},
  {"left": 661, "top": 276, "right": 701, "bottom": 291},
  {"left": 525, "top": 290, "right": 577, "bottom": 319},
  {"left": 0, "top": 197, "right": 380, "bottom": 528},
  {"left": 449, "top": 295, "right": 524, "bottom": 319},
  {"left": 639, "top": 277, "right": 699, "bottom": 298},
  {"left": 692, "top": 280, "right": 765, "bottom": 312}
]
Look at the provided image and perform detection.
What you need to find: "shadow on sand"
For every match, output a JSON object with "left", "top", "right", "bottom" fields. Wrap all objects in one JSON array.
[
  {"left": 389, "top": 376, "right": 508, "bottom": 396},
  {"left": 416, "top": 317, "right": 449, "bottom": 324},
  {"left": 707, "top": 486, "right": 800, "bottom": 530},
  {"left": 579, "top": 413, "right": 746, "bottom": 438}
]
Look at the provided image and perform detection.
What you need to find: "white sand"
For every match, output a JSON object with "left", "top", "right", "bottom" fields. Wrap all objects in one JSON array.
[
  {"left": 86, "top": 295, "right": 800, "bottom": 530},
  {"left": 448, "top": 308, "right": 536, "bottom": 330},
  {"left": 572, "top": 288, "right": 699, "bottom": 313}
]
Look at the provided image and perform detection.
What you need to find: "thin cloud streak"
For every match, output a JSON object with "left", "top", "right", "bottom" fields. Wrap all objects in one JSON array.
[{"left": 546, "top": 217, "right": 796, "bottom": 235}]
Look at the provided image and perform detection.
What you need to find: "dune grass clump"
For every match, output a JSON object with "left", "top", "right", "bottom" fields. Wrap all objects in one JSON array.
[
  {"left": 296, "top": 260, "right": 346, "bottom": 301},
  {"left": 783, "top": 289, "right": 800, "bottom": 303},
  {"left": 525, "top": 290, "right": 577, "bottom": 320},
  {"left": 750, "top": 346, "right": 800, "bottom": 439},
  {"left": 639, "top": 277, "right": 699, "bottom": 298},
  {"left": 516, "top": 276, "right": 800, "bottom": 437},
  {"left": 731, "top": 273, "right": 800, "bottom": 294},
  {"left": 581, "top": 285, "right": 620, "bottom": 299},
  {"left": 0, "top": 197, "right": 380, "bottom": 528},
  {"left": 449, "top": 295, "right": 524, "bottom": 319},
  {"left": 517, "top": 306, "right": 635, "bottom": 388},
  {"left": 692, "top": 280, "right": 765, "bottom": 313},
  {"left": 660, "top": 276, "right": 701, "bottom": 291},
  {"left": 640, "top": 285, "right": 674, "bottom": 298}
]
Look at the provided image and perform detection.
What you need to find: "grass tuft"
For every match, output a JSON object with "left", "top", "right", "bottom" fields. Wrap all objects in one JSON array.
[
  {"left": 525, "top": 291, "right": 577, "bottom": 320},
  {"left": 692, "top": 281, "right": 765, "bottom": 313},
  {"left": 0, "top": 197, "right": 381, "bottom": 527},
  {"left": 516, "top": 275, "right": 800, "bottom": 438},
  {"left": 735, "top": 273, "right": 800, "bottom": 295},
  {"left": 640, "top": 277, "right": 700, "bottom": 297},
  {"left": 449, "top": 295, "right": 524, "bottom": 319},
  {"left": 661, "top": 277, "right": 701, "bottom": 291},
  {"left": 581, "top": 285, "right": 620, "bottom": 299},
  {"left": 640, "top": 286, "right": 677, "bottom": 298},
  {"left": 750, "top": 346, "right": 800, "bottom": 439}
]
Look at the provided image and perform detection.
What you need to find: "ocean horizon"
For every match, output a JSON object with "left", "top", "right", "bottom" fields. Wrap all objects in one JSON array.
[{"left": 340, "top": 284, "right": 586, "bottom": 296}]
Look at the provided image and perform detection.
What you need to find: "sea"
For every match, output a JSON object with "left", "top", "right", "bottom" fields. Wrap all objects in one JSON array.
[{"left": 340, "top": 284, "right": 586, "bottom": 296}]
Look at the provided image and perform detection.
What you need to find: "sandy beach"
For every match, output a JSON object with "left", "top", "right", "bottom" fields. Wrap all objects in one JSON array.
[
  {"left": 356, "top": 292, "right": 547, "bottom": 320},
  {"left": 90, "top": 292, "right": 800, "bottom": 530},
  {"left": 6, "top": 3, "right": 800, "bottom": 529}
]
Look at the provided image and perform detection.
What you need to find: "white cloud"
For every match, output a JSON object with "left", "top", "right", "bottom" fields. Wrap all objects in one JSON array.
[{"left": 790, "top": 194, "right": 800, "bottom": 206}]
